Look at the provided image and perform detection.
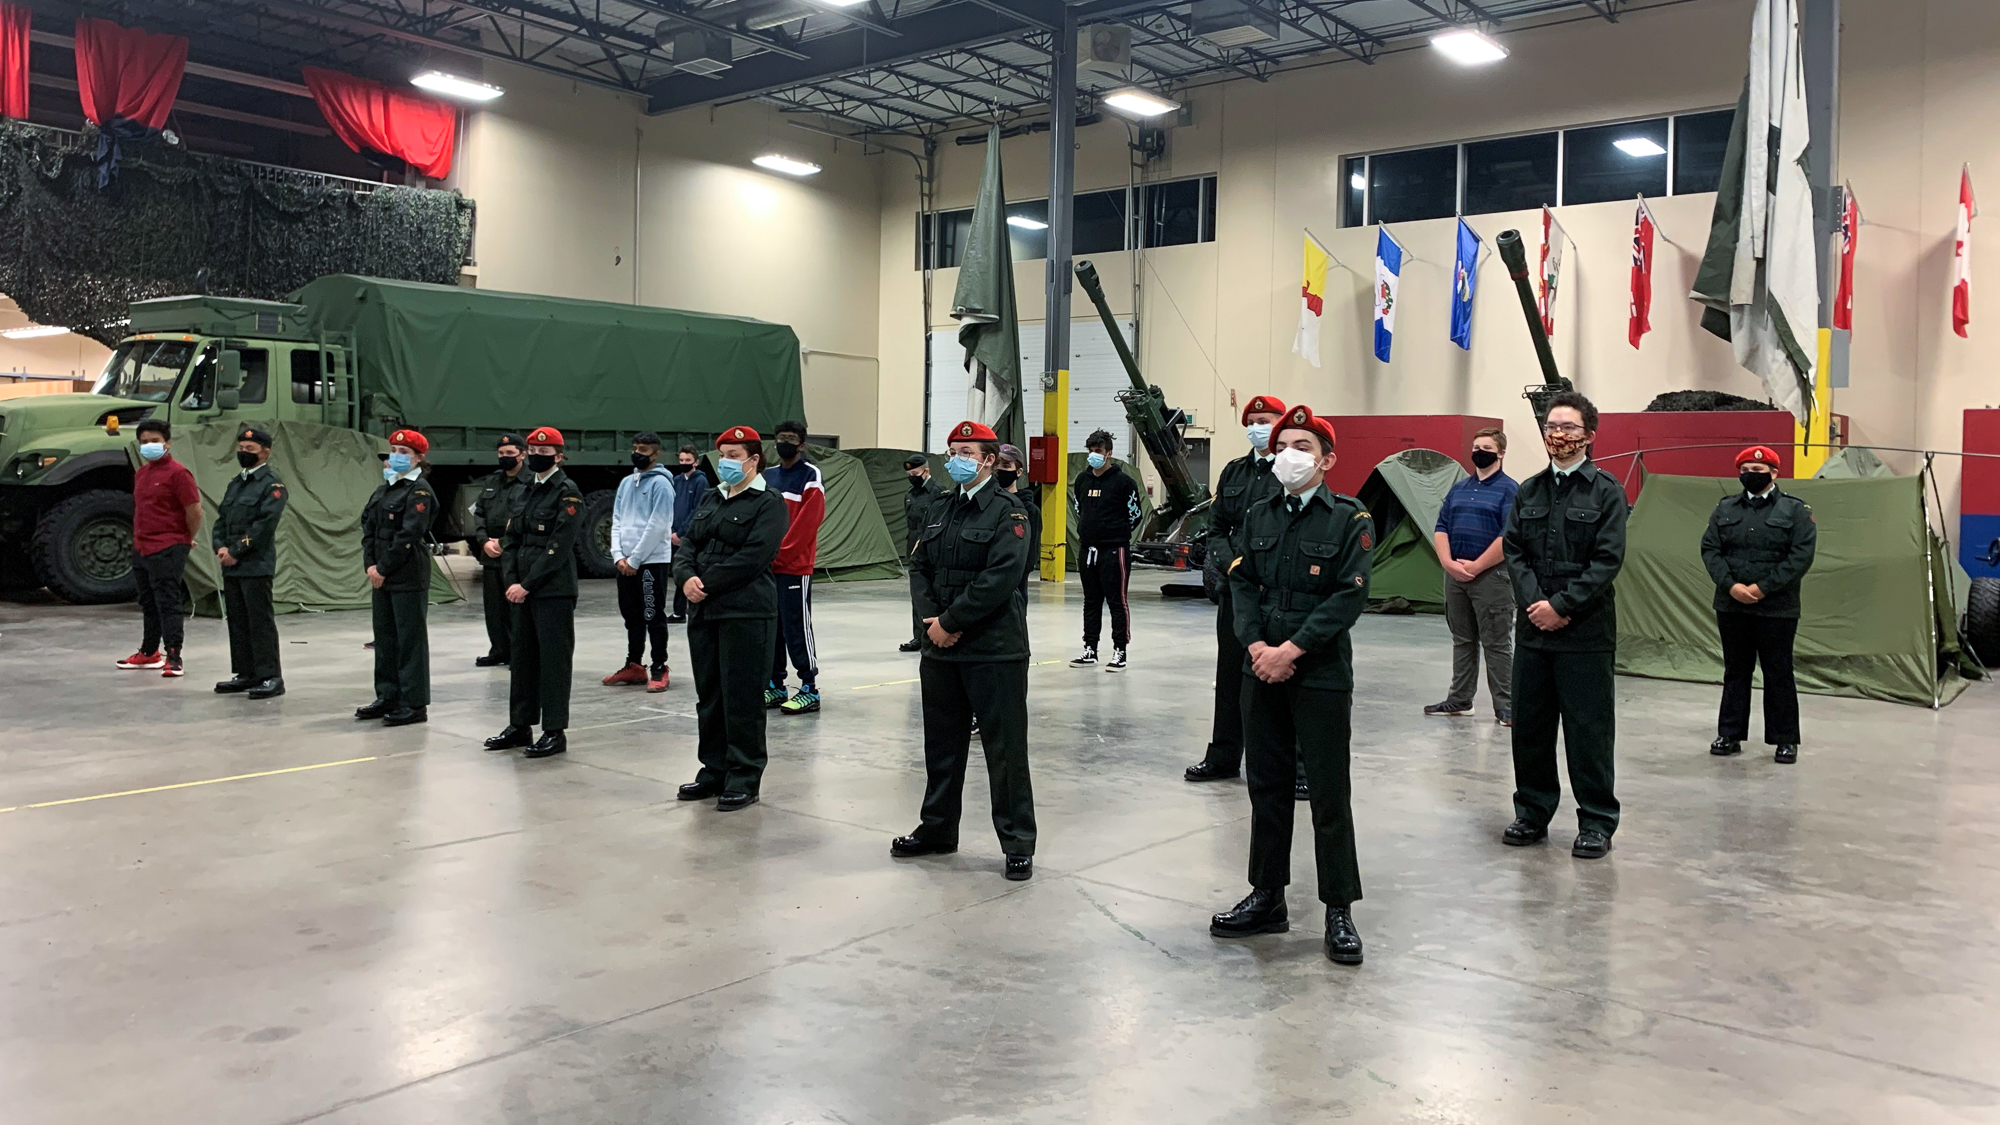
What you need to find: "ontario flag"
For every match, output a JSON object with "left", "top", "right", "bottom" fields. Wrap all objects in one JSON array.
[
  {"left": 1955, "top": 167, "right": 1975, "bottom": 338},
  {"left": 1833, "top": 184, "right": 1858, "bottom": 331},
  {"left": 1539, "top": 206, "right": 1567, "bottom": 337},
  {"left": 1292, "top": 234, "right": 1330, "bottom": 367},
  {"left": 1629, "top": 198, "right": 1657, "bottom": 349}
]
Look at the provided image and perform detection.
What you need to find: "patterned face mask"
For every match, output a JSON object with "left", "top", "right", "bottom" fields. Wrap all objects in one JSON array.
[{"left": 1542, "top": 430, "right": 1589, "bottom": 462}]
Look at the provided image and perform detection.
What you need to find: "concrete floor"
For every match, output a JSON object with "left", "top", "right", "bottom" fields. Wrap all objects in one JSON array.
[{"left": 2, "top": 570, "right": 1998, "bottom": 1124}]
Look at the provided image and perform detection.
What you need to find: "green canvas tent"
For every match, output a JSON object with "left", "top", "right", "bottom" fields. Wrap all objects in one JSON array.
[
  {"left": 1617, "top": 473, "right": 1969, "bottom": 707},
  {"left": 850, "top": 448, "right": 937, "bottom": 552},
  {"left": 702, "top": 445, "right": 902, "bottom": 583},
  {"left": 1355, "top": 449, "right": 1466, "bottom": 613},
  {"left": 1813, "top": 446, "right": 1896, "bottom": 479},
  {"left": 181, "top": 419, "right": 459, "bottom": 615}
]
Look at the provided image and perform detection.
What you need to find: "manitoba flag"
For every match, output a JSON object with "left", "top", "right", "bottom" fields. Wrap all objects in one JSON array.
[
  {"left": 1539, "top": 206, "right": 1567, "bottom": 337},
  {"left": 1629, "top": 199, "right": 1656, "bottom": 349},
  {"left": 1292, "top": 234, "right": 1329, "bottom": 367},
  {"left": 1954, "top": 168, "right": 1975, "bottom": 338},
  {"left": 1834, "top": 185, "right": 1858, "bottom": 331}
]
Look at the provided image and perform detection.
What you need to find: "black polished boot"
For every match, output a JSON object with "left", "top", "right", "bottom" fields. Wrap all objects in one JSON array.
[
  {"left": 524, "top": 730, "right": 567, "bottom": 758},
  {"left": 1210, "top": 888, "right": 1288, "bottom": 937},
  {"left": 1184, "top": 760, "right": 1239, "bottom": 782},
  {"left": 474, "top": 654, "right": 507, "bottom": 667},
  {"left": 484, "top": 724, "right": 533, "bottom": 751},
  {"left": 890, "top": 833, "right": 957, "bottom": 857},
  {"left": 677, "top": 779, "right": 720, "bottom": 801},
  {"left": 716, "top": 792, "right": 759, "bottom": 811},
  {"left": 1572, "top": 829, "right": 1612, "bottom": 859},
  {"left": 1502, "top": 818, "right": 1547, "bottom": 846},
  {"left": 354, "top": 698, "right": 394, "bottom": 720},
  {"left": 1774, "top": 743, "right": 1798, "bottom": 764},
  {"left": 1005, "top": 855, "right": 1032, "bottom": 881},
  {"left": 1324, "top": 904, "right": 1363, "bottom": 965},
  {"left": 246, "top": 677, "right": 286, "bottom": 699},
  {"left": 1710, "top": 736, "right": 1742, "bottom": 756},
  {"left": 213, "top": 675, "right": 255, "bottom": 694},
  {"left": 897, "top": 639, "right": 922, "bottom": 653},
  {"left": 382, "top": 705, "right": 427, "bottom": 727}
]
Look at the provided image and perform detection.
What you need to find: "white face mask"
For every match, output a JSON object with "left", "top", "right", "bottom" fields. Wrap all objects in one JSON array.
[
  {"left": 1272, "top": 447, "right": 1319, "bottom": 492},
  {"left": 1245, "top": 423, "right": 1272, "bottom": 452}
]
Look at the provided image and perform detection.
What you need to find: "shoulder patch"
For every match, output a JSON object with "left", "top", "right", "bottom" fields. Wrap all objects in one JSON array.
[
  {"left": 1352, "top": 509, "right": 1369, "bottom": 519},
  {"left": 271, "top": 486, "right": 284, "bottom": 498},
  {"left": 415, "top": 501, "right": 426, "bottom": 512},
  {"left": 1013, "top": 523, "right": 1026, "bottom": 538}
]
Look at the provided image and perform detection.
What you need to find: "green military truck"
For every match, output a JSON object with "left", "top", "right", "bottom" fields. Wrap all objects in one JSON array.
[{"left": 0, "top": 276, "right": 805, "bottom": 603}]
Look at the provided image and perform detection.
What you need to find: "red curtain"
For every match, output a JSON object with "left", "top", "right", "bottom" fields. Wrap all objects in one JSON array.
[
  {"left": 0, "top": 3, "right": 28, "bottom": 119},
  {"left": 303, "top": 67, "right": 457, "bottom": 181},
  {"left": 74, "top": 17, "right": 186, "bottom": 130}
]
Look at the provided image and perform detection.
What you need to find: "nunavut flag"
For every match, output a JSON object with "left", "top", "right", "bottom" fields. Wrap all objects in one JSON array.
[{"left": 1292, "top": 234, "right": 1329, "bottom": 367}]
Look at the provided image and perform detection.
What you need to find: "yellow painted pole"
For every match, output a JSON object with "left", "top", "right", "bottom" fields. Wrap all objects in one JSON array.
[
  {"left": 1040, "top": 367, "right": 1068, "bottom": 581},
  {"left": 1792, "top": 329, "right": 1835, "bottom": 477}
]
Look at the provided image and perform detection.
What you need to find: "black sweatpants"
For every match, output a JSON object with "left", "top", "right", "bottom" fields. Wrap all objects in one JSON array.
[
  {"left": 1243, "top": 676, "right": 1360, "bottom": 905},
  {"left": 1079, "top": 544, "right": 1131, "bottom": 650},
  {"left": 770, "top": 572, "right": 818, "bottom": 686},
  {"left": 479, "top": 564, "right": 512, "bottom": 661},
  {"left": 1511, "top": 647, "right": 1619, "bottom": 836},
  {"left": 509, "top": 594, "right": 576, "bottom": 731},
  {"left": 617, "top": 563, "right": 673, "bottom": 667},
  {"left": 1717, "top": 613, "right": 1801, "bottom": 744},
  {"left": 689, "top": 614, "right": 776, "bottom": 794},
  {"left": 133, "top": 544, "right": 189, "bottom": 653},
  {"left": 371, "top": 586, "right": 429, "bottom": 706},
  {"left": 917, "top": 658, "right": 1036, "bottom": 856},
  {"left": 222, "top": 574, "right": 281, "bottom": 682}
]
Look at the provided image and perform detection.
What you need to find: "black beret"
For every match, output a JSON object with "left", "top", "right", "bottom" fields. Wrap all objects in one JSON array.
[
  {"left": 496, "top": 433, "right": 525, "bottom": 448},
  {"left": 904, "top": 454, "right": 929, "bottom": 469},
  {"left": 238, "top": 426, "right": 273, "bottom": 447}
]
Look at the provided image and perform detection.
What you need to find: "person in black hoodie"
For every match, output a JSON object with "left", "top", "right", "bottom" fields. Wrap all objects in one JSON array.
[{"left": 1069, "top": 429, "right": 1141, "bottom": 672}]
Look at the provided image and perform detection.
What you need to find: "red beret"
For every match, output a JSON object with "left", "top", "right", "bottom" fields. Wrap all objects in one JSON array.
[
  {"left": 716, "top": 425, "right": 760, "bottom": 447},
  {"left": 1241, "top": 395, "right": 1288, "bottom": 426},
  {"left": 526, "top": 426, "right": 565, "bottom": 447},
  {"left": 950, "top": 420, "right": 998, "bottom": 441},
  {"left": 388, "top": 428, "right": 428, "bottom": 455},
  {"left": 1736, "top": 445, "right": 1781, "bottom": 469},
  {"left": 1268, "top": 404, "right": 1337, "bottom": 454}
]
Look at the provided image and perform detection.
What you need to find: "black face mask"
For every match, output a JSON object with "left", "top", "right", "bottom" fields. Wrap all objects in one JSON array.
[
  {"left": 527, "top": 453, "right": 557, "bottom": 474},
  {"left": 1740, "top": 470, "right": 1772, "bottom": 494},
  {"left": 497, "top": 454, "right": 520, "bottom": 471},
  {"left": 1470, "top": 449, "right": 1499, "bottom": 470},
  {"left": 996, "top": 468, "right": 1020, "bottom": 489},
  {"left": 673, "top": 461, "right": 694, "bottom": 475},
  {"left": 776, "top": 440, "right": 801, "bottom": 461},
  {"left": 631, "top": 452, "right": 654, "bottom": 470},
  {"left": 908, "top": 474, "right": 927, "bottom": 489},
  {"left": 236, "top": 450, "right": 260, "bottom": 469}
]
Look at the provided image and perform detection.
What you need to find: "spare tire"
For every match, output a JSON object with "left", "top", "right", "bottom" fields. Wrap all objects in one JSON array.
[
  {"left": 1967, "top": 577, "right": 2000, "bottom": 669},
  {"left": 32, "top": 489, "right": 136, "bottom": 604},
  {"left": 574, "top": 488, "right": 618, "bottom": 579}
]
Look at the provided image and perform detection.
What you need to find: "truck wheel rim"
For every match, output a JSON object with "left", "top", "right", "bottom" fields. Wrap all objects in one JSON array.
[
  {"left": 594, "top": 517, "right": 613, "bottom": 556},
  {"left": 77, "top": 518, "right": 133, "bottom": 582}
]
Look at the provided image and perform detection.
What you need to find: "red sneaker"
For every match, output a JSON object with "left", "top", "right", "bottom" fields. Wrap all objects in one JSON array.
[
  {"left": 117, "top": 650, "right": 164, "bottom": 670},
  {"left": 161, "top": 652, "right": 184, "bottom": 678},
  {"left": 647, "top": 665, "right": 669, "bottom": 693},
  {"left": 602, "top": 662, "right": 647, "bottom": 686}
]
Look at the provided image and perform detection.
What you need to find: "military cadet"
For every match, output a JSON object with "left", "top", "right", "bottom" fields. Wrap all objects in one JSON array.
[
  {"left": 469, "top": 434, "right": 529, "bottom": 667},
  {"left": 1501, "top": 391, "right": 1629, "bottom": 859},
  {"left": 1700, "top": 445, "right": 1817, "bottom": 764},
  {"left": 484, "top": 426, "right": 584, "bottom": 759},
  {"left": 355, "top": 429, "right": 437, "bottom": 727},
  {"left": 997, "top": 443, "right": 1040, "bottom": 596},
  {"left": 893, "top": 420, "right": 1037, "bottom": 881},
  {"left": 1186, "top": 394, "right": 1287, "bottom": 787},
  {"left": 1208, "top": 405, "right": 1373, "bottom": 965},
  {"left": 673, "top": 425, "right": 789, "bottom": 811},
  {"left": 212, "top": 425, "right": 288, "bottom": 700},
  {"left": 899, "top": 453, "right": 947, "bottom": 653}
]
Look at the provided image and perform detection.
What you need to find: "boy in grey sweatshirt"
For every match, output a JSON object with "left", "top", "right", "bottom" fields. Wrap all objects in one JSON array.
[{"left": 606, "top": 432, "right": 678, "bottom": 691}]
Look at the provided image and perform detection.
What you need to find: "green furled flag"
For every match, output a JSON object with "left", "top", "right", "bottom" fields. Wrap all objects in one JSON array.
[{"left": 951, "top": 127, "right": 1027, "bottom": 450}]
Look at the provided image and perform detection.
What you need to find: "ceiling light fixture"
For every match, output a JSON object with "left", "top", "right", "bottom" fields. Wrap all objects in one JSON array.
[
  {"left": 1006, "top": 215, "right": 1049, "bottom": 230},
  {"left": 1102, "top": 87, "right": 1179, "bottom": 118},
  {"left": 753, "top": 153, "right": 822, "bottom": 177},
  {"left": 411, "top": 71, "right": 505, "bottom": 102},
  {"left": 1613, "top": 136, "right": 1667, "bottom": 158},
  {"left": 2, "top": 325, "right": 70, "bottom": 339},
  {"left": 1429, "top": 28, "right": 1508, "bottom": 66}
]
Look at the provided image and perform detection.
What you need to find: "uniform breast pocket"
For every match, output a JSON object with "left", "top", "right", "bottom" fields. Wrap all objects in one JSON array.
[
  {"left": 1764, "top": 516, "right": 1794, "bottom": 538},
  {"left": 1298, "top": 540, "right": 1339, "bottom": 585},
  {"left": 1248, "top": 534, "right": 1277, "bottom": 552},
  {"left": 1515, "top": 504, "right": 1549, "bottom": 526},
  {"left": 1564, "top": 507, "right": 1600, "bottom": 542},
  {"left": 1714, "top": 513, "right": 1745, "bottom": 545},
  {"left": 1221, "top": 485, "right": 1245, "bottom": 501}
]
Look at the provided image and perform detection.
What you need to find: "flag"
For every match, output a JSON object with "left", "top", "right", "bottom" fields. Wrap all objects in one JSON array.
[
  {"left": 1374, "top": 228, "right": 1402, "bottom": 362},
  {"left": 950, "top": 126, "right": 1026, "bottom": 449},
  {"left": 1292, "top": 234, "right": 1330, "bottom": 367},
  {"left": 1449, "top": 218, "right": 1479, "bottom": 350},
  {"left": 1630, "top": 198, "right": 1657, "bottom": 349},
  {"left": 1833, "top": 184, "right": 1858, "bottom": 331},
  {"left": 1539, "top": 206, "right": 1566, "bottom": 337},
  {"left": 1954, "top": 168, "right": 1975, "bottom": 338},
  {"left": 1690, "top": 0, "right": 1818, "bottom": 423}
]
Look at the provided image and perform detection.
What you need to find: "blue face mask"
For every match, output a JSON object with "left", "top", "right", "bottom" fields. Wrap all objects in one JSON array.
[
  {"left": 1245, "top": 424, "right": 1272, "bottom": 452},
  {"left": 1087, "top": 452, "right": 1107, "bottom": 470},
  {"left": 138, "top": 442, "right": 166, "bottom": 462},
  {"left": 946, "top": 454, "right": 981, "bottom": 484},
  {"left": 716, "top": 457, "right": 749, "bottom": 486},
  {"left": 385, "top": 451, "right": 414, "bottom": 475}
]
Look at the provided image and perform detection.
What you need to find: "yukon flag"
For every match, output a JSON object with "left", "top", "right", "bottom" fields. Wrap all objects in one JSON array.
[
  {"left": 1539, "top": 206, "right": 1567, "bottom": 337},
  {"left": 1374, "top": 227, "right": 1403, "bottom": 362},
  {"left": 1630, "top": 198, "right": 1657, "bottom": 349},
  {"left": 1955, "top": 168, "right": 1976, "bottom": 338},
  {"left": 1833, "top": 184, "right": 1858, "bottom": 331},
  {"left": 1293, "top": 234, "right": 1330, "bottom": 367}
]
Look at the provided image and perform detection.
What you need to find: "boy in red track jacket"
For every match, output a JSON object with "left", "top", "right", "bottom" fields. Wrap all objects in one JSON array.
[{"left": 762, "top": 420, "right": 826, "bottom": 714}]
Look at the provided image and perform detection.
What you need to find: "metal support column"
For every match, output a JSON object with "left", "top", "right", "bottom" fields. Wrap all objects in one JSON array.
[
  {"left": 1798, "top": 0, "right": 1841, "bottom": 473},
  {"left": 1040, "top": 1, "right": 1078, "bottom": 581}
]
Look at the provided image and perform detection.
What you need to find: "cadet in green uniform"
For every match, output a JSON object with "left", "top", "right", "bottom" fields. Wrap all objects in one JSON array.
[
  {"left": 485, "top": 426, "right": 583, "bottom": 759},
  {"left": 1501, "top": 392, "right": 1629, "bottom": 859},
  {"left": 673, "top": 425, "right": 790, "bottom": 811},
  {"left": 1700, "top": 444, "right": 1817, "bottom": 764},
  {"left": 1209, "top": 405, "right": 1373, "bottom": 965},
  {"left": 470, "top": 433, "right": 529, "bottom": 667},
  {"left": 997, "top": 443, "right": 1040, "bottom": 597},
  {"left": 355, "top": 428, "right": 437, "bottom": 727},
  {"left": 894, "top": 420, "right": 1038, "bottom": 881},
  {"left": 212, "top": 425, "right": 288, "bottom": 700},
  {"left": 1187, "top": 394, "right": 1287, "bottom": 785},
  {"left": 899, "top": 453, "right": 947, "bottom": 653}
]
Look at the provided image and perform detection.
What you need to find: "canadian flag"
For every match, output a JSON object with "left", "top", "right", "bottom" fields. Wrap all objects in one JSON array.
[
  {"left": 1954, "top": 167, "right": 1976, "bottom": 338},
  {"left": 1629, "top": 198, "right": 1656, "bottom": 349}
]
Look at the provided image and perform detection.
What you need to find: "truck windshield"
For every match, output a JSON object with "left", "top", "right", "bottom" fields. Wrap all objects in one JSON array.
[{"left": 93, "top": 340, "right": 198, "bottom": 403}]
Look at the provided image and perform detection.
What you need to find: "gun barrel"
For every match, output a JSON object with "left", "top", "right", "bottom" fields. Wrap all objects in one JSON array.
[
  {"left": 1073, "top": 260, "right": 1147, "bottom": 393},
  {"left": 1495, "top": 229, "right": 1572, "bottom": 423}
]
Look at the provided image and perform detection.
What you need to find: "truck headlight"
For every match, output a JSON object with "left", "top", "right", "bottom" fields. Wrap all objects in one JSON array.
[{"left": 9, "top": 452, "right": 61, "bottom": 479}]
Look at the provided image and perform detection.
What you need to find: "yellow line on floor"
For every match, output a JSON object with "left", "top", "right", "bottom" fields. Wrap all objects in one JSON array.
[
  {"left": 851, "top": 657, "right": 1066, "bottom": 691},
  {"left": 0, "top": 756, "right": 379, "bottom": 814}
]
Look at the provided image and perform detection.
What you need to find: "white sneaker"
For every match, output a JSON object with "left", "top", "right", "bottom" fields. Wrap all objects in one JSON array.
[
  {"left": 1069, "top": 648, "right": 1098, "bottom": 668},
  {"left": 1105, "top": 649, "right": 1128, "bottom": 672}
]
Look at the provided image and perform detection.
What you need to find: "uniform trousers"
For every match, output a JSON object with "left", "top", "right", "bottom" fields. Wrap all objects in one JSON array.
[
  {"left": 1079, "top": 544, "right": 1131, "bottom": 650},
  {"left": 1511, "top": 647, "right": 1620, "bottom": 836},
  {"left": 479, "top": 564, "right": 512, "bottom": 661},
  {"left": 917, "top": 658, "right": 1036, "bottom": 856},
  {"left": 1242, "top": 676, "right": 1361, "bottom": 905},
  {"left": 689, "top": 615, "right": 776, "bottom": 794},
  {"left": 509, "top": 594, "right": 576, "bottom": 731},
  {"left": 1202, "top": 589, "right": 1249, "bottom": 772},
  {"left": 371, "top": 587, "right": 430, "bottom": 706},
  {"left": 770, "top": 573, "right": 819, "bottom": 685},
  {"left": 132, "top": 543, "right": 189, "bottom": 652},
  {"left": 222, "top": 574, "right": 281, "bottom": 681},
  {"left": 617, "top": 563, "right": 672, "bottom": 667},
  {"left": 1717, "top": 613, "right": 1801, "bottom": 744},
  {"left": 908, "top": 554, "right": 927, "bottom": 644},
  {"left": 1443, "top": 567, "right": 1514, "bottom": 713}
]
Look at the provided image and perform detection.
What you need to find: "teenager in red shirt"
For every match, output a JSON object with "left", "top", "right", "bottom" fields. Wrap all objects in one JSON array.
[
  {"left": 762, "top": 419, "right": 827, "bottom": 714},
  {"left": 120, "top": 418, "right": 203, "bottom": 677}
]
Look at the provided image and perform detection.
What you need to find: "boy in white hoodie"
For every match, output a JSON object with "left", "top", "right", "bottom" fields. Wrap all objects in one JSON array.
[{"left": 605, "top": 432, "right": 678, "bottom": 692}]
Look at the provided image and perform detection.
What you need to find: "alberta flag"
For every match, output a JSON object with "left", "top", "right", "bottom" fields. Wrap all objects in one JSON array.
[
  {"left": 1449, "top": 219, "right": 1479, "bottom": 350},
  {"left": 1374, "top": 228, "right": 1403, "bottom": 362}
]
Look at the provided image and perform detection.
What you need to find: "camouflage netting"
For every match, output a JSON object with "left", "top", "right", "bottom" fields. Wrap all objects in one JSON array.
[
  {"left": 0, "top": 122, "right": 473, "bottom": 345},
  {"left": 1644, "top": 390, "right": 1779, "bottom": 412}
]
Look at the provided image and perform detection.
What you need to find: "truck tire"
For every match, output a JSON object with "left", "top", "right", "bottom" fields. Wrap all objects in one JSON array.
[
  {"left": 1968, "top": 578, "right": 2000, "bottom": 669},
  {"left": 32, "top": 489, "right": 136, "bottom": 604},
  {"left": 574, "top": 489, "right": 618, "bottom": 580}
]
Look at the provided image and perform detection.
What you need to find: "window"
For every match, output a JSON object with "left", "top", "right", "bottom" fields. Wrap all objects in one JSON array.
[
  {"left": 1464, "top": 133, "right": 1558, "bottom": 215},
  {"left": 291, "top": 349, "right": 322, "bottom": 404},
  {"left": 933, "top": 209, "right": 974, "bottom": 269},
  {"left": 236, "top": 348, "right": 269, "bottom": 405},
  {"left": 1074, "top": 189, "right": 1129, "bottom": 255},
  {"left": 1342, "top": 157, "right": 1366, "bottom": 227},
  {"left": 1144, "top": 178, "right": 1201, "bottom": 247},
  {"left": 1673, "top": 109, "right": 1733, "bottom": 196},
  {"left": 1563, "top": 118, "right": 1668, "bottom": 205},
  {"left": 1369, "top": 145, "right": 1457, "bottom": 224},
  {"left": 92, "top": 339, "right": 195, "bottom": 403},
  {"left": 918, "top": 175, "right": 1216, "bottom": 267}
]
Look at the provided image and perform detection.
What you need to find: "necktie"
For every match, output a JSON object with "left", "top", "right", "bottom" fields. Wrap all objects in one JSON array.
[{"left": 1287, "top": 495, "right": 1302, "bottom": 516}]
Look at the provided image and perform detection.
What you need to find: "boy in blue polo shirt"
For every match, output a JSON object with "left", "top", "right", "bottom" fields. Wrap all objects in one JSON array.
[{"left": 1427, "top": 427, "right": 1518, "bottom": 725}]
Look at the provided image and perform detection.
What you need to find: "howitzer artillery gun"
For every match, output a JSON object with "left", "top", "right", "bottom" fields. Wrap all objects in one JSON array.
[{"left": 1494, "top": 229, "right": 1576, "bottom": 425}]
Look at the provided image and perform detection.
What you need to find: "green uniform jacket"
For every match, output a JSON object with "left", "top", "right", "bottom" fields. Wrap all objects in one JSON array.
[
  {"left": 211, "top": 463, "right": 288, "bottom": 579},
  {"left": 1009, "top": 485, "right": 1042, "bottom": 587},
  {"left": 469, "top": 469, "right": 529, "bottom": 569},
  {"left": 905, "top": 475, "right": 947, "bottom": 554},
  {"left": 672, "top": 482, "right": 788, "bottom": 620},
  {"left": 1699, "top": 485, "right": 1817, "bottom": 618},
  {"left": 1228, "top": 485, "right": 1374, "bottom": 691},
  {"left": 1204, "top": 450, "right": 1280, "bottom": 594},
  {"left": 502, "top": 468, "right": 584, "bottom": 598},
  {"left": 912, "top": 479, "right": 1034, "bottom": 663},
  {"left": 362, "top": 474, "right": 438, "bottom": 593},
  {"left": 1503, "top": 460, "right": 1629, "bottom": 652}
]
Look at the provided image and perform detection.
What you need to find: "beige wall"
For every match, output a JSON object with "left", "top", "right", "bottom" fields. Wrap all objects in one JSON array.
[{"left": 0, "top": 297, "right": 112, "bottom": 383}]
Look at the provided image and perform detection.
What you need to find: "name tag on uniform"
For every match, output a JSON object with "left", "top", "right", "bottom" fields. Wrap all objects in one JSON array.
[{"left": 1310, "top": 565, "right": 1321, "bottom": 575}]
